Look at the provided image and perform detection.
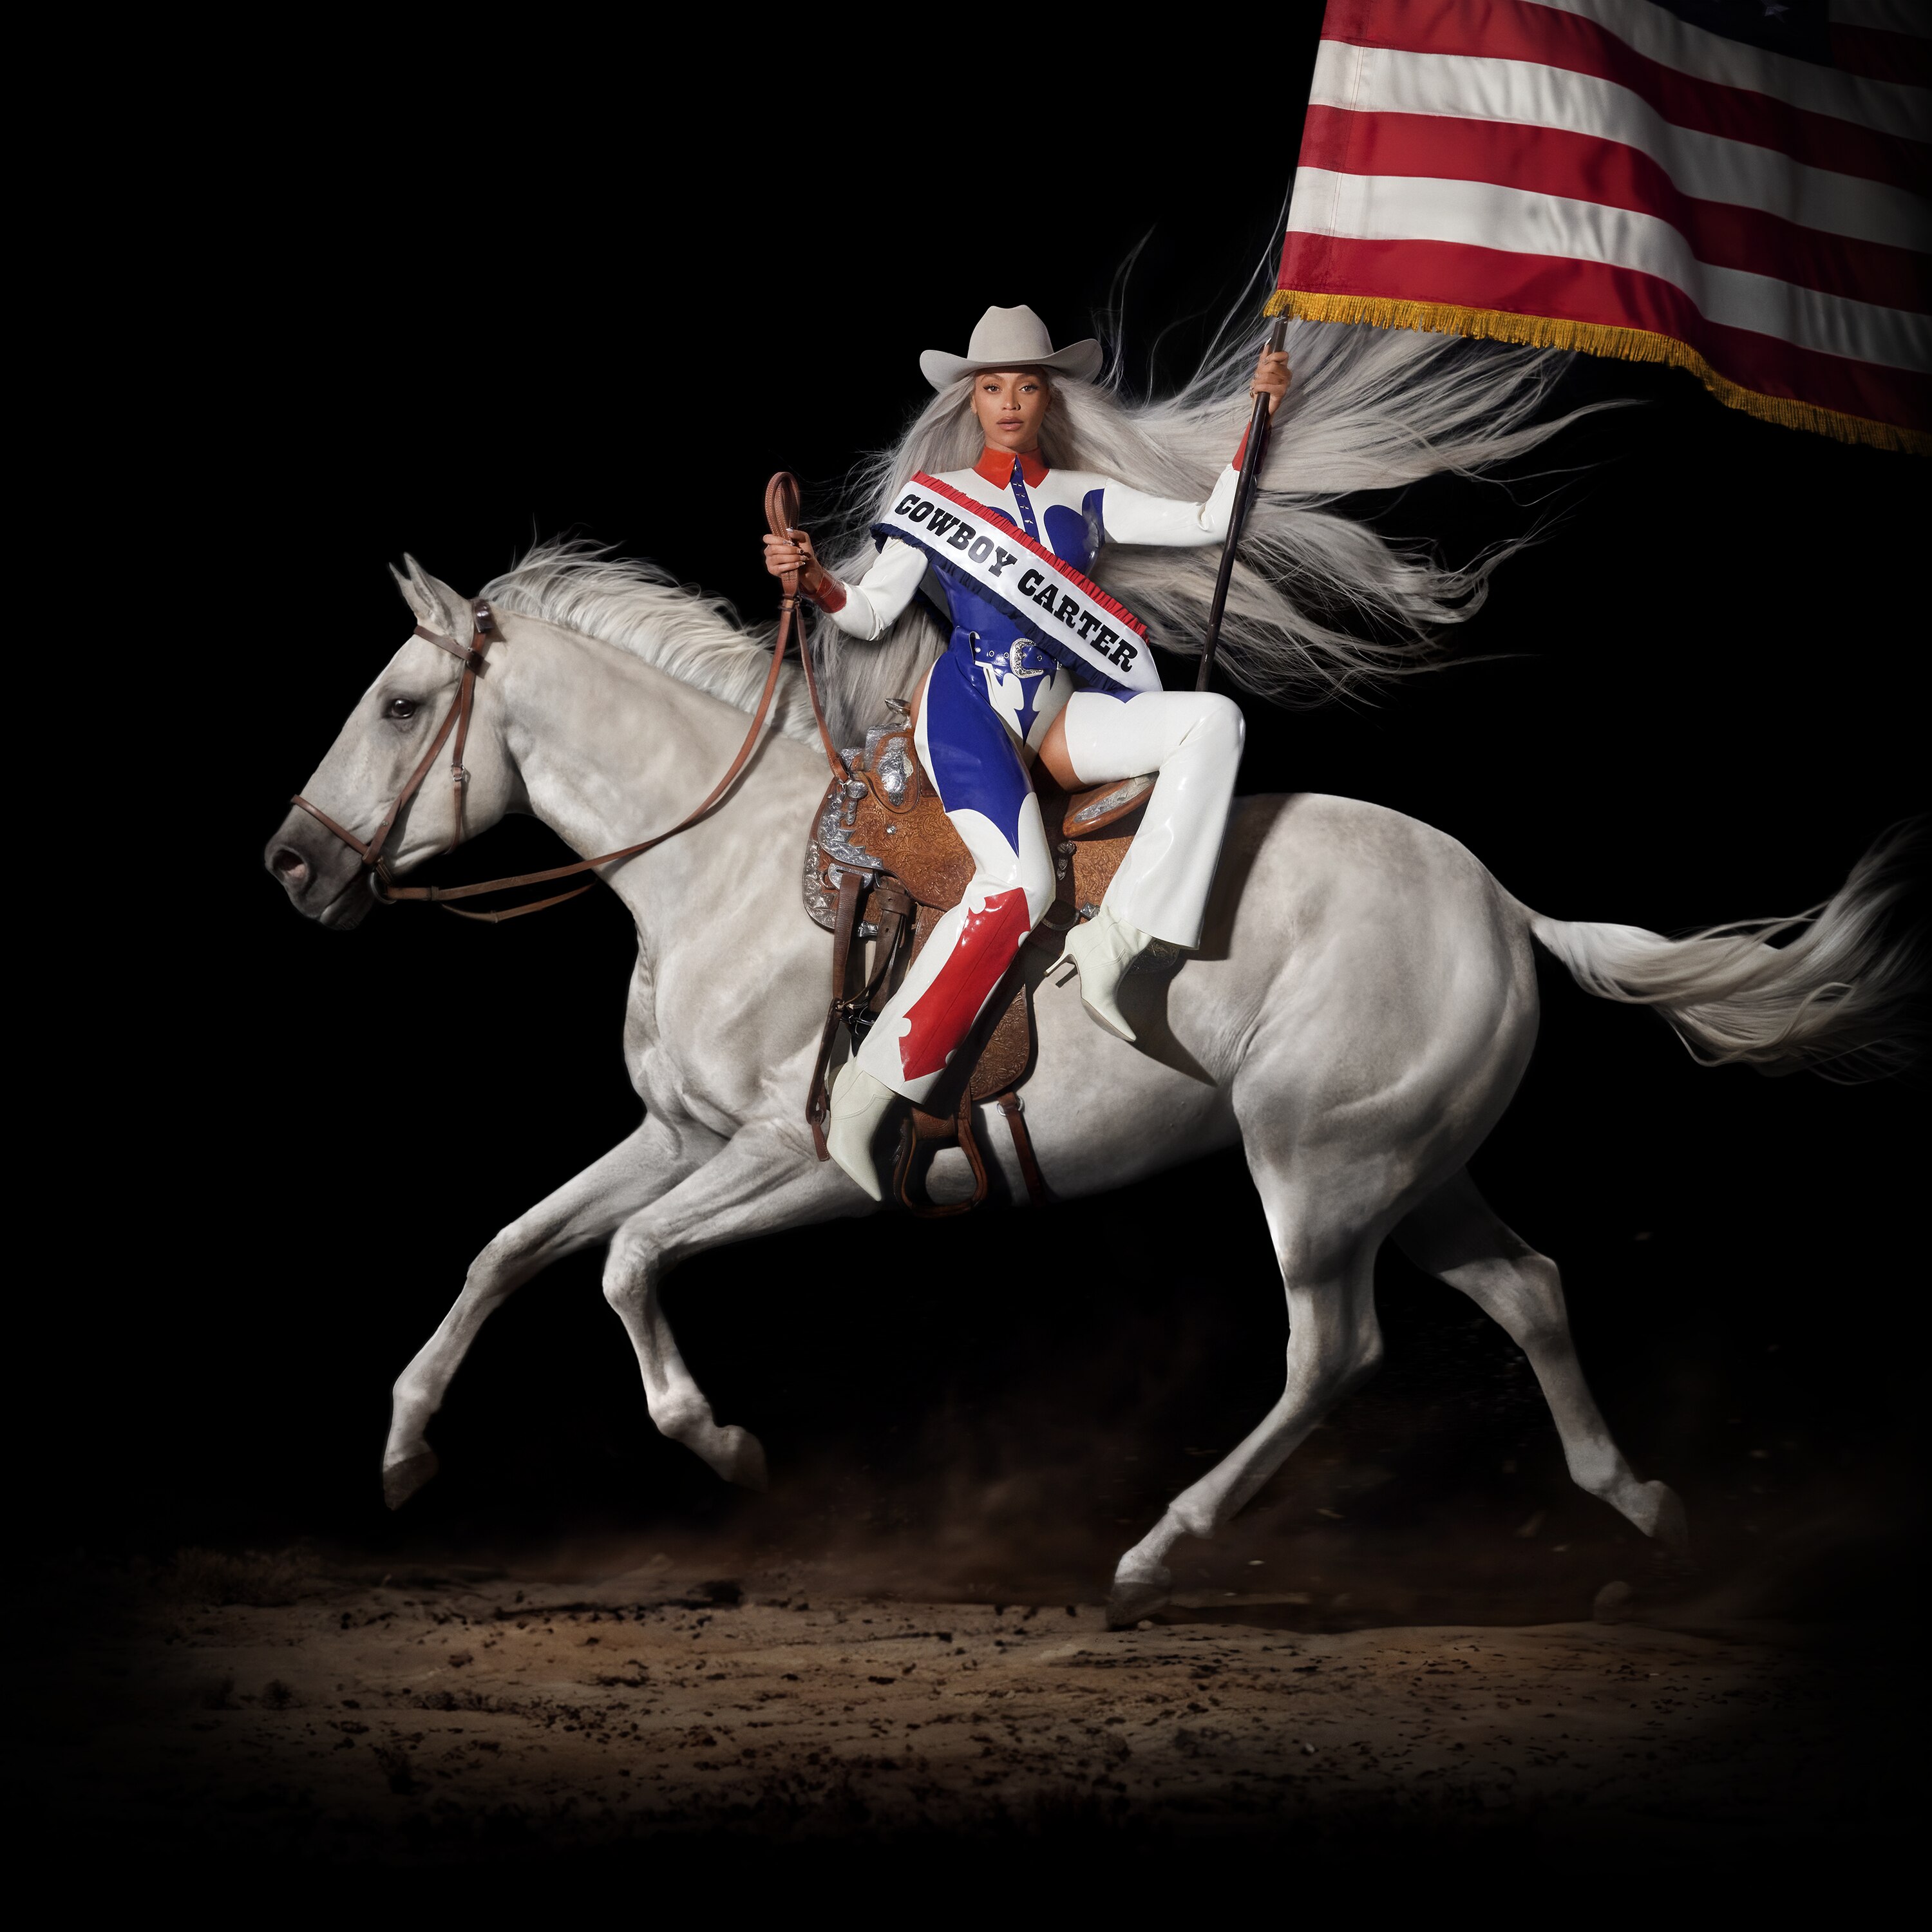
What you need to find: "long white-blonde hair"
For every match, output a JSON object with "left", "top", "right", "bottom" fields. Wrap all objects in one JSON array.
[{"left": 808, "top": 299, "right": 1597, "bottom": 743}]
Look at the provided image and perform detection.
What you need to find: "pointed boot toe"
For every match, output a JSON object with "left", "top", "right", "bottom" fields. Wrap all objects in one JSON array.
[
  {"left": 1060, "top": 905, "right": 1150, "bottom": 1044},
  {"left": 1076, "top": 971, "right": 1137, "bottom": 1043},
  {"left": 824, "top": 1063, "right": 902, "bottom": 1202}
]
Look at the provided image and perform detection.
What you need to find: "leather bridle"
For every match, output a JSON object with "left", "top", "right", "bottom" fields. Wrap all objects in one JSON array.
[
  {"left": 290, "top": 598, "right": 506, "bottom": 907},
  {"left": 290, "top": 475, "right": 847, "bottom": 923}
]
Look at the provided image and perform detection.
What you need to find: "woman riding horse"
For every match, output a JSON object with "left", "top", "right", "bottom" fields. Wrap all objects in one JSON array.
[{"left": 764, "top": 305, "right": 1289, "bottom": 1199}]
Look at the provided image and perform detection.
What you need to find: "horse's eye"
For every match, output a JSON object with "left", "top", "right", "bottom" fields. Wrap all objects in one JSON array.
[{"left": 386, "top": 697, "right": 419, "bottom": 721}]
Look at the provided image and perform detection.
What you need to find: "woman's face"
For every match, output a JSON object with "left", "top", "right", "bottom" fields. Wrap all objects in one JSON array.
[{"left": 971, "top": 368, "right": 1050, "bottom": 453}]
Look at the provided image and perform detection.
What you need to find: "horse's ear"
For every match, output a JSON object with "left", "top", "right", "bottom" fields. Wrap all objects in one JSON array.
[{"left": 390, "top": 555, "right": 468, "bottom": 636}]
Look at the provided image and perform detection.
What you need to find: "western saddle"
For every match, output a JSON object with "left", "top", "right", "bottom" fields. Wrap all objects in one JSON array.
[{"left": 802, "top": 702, "right": 1159, "bottom": 1215}]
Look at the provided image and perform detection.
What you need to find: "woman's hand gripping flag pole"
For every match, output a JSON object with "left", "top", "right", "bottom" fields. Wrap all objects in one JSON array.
[{"left": 1195, "top": 313, "right": 1289, "bottom": 693}]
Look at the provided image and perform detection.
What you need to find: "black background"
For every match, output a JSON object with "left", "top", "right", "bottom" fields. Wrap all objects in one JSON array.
[{"left": 76, "top": 27, "right": 1923, "bottom": 1617}]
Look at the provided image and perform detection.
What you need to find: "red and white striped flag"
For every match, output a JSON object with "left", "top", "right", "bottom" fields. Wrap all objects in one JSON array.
[{"left": 1271, "top": 1, "right": 1931, "bottom": 453}]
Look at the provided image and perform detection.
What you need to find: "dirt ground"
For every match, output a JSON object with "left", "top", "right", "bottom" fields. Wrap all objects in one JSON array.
[{"left": 21, "top": 1546, "right": 1910, "bottom": 1884}]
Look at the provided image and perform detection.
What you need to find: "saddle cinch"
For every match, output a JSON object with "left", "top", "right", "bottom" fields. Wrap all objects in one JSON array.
[{"left": 800, "top": 705, "right": 1157, "bottom": 1216}]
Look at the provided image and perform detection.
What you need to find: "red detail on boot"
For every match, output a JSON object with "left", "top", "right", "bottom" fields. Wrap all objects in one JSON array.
[{"left": 896, "top": 887, "right": 1032, "bottom": 1082}]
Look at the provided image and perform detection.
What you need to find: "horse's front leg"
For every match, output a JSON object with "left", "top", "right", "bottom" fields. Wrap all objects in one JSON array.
[
  {"left": 601, "top": 1118, "right": 867, "bottom": 1488},
  {"left": 384, "top": 1113, "right": 721, "bottom": 1506}
]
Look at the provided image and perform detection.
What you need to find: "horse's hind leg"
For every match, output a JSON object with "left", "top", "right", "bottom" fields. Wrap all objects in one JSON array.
[
  {"left": 383, "top": 1114, "right": 717, "bottom": 1507},
  {"left": 1393, "top": 1168, "right": 1687, "bottom": 1548},
  {"left": 1108, "top": 1166, "right": 1386, "bottom": 1627}
]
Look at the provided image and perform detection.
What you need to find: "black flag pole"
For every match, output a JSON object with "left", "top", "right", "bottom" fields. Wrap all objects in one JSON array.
[{"left": 1195, "top": 313, "right": 1289, "bottom": 693}]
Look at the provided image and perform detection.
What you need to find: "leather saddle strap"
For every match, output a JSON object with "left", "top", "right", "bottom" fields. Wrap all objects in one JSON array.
[
  {"left": 952, "top": 1090, "right": 990, "bottom": 1210},
  {"left": 893, "top": 1088, "right": 990, "bottom": 1218},
  {"left": 805, "top": 866, "right": 864, "bottom": 1160},
  {"left": 994, "top": 1090, "right": 1050, "bottom": 1206},
  {"left": 862, "top": 880, "right": 913, "bottom": 1010}
]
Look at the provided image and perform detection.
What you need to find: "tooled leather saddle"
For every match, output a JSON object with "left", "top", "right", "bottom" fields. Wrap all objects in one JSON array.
[{"left": 800, "top": 702, "right": 1157, "bottom": 1215}]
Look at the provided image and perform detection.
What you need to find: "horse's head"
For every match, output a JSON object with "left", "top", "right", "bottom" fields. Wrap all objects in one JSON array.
[{"left": 264, "top": 558, "right": 522, "bottom": 928}]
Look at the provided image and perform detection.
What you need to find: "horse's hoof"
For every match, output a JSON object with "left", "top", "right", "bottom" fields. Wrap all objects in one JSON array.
[
  {"left": 1642, "top": 1480, "right": 1689, "bottom": 1551},
  {"left": 1106, "top": 1572, "right": 1172, "bottom": 1629},
  {"left": 715, "top": 1426, "right": 768, "bottom": 1493},
  {"left": 382, "top": 1447, "right": 439, "bottom": 1510}
]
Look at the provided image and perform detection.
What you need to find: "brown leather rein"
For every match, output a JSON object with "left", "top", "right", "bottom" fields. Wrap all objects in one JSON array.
[{"left": 292, "top": 475, "right": 848, "bottom": 923}]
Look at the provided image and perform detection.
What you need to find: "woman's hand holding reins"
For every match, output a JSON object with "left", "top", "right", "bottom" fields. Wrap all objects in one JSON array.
[
  {"left": 1251, "top": 347, "right": 1292, "bottom": 415},
  {"left": 763, "top": 527, "right": 829, "bottom": 598}
]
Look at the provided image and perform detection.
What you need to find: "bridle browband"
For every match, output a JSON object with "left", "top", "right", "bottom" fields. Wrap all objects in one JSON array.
[{"left": 290, "top": 476, "right": 848, "bottom": 924}]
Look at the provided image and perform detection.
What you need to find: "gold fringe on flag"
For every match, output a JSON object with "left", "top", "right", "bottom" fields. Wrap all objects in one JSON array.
[{"left": 1264, "top": 289, "right": 1930, "bottom": 457}]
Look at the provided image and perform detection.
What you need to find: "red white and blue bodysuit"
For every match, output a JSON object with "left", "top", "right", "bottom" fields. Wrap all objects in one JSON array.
[{"left": 817, "top": 444, "right": 1248, "bottom": 1108}]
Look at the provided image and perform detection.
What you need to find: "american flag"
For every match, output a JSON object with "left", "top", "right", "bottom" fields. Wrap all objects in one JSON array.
[{"left": 1270, "top": 1, "right": 1931, "bottom": 453}]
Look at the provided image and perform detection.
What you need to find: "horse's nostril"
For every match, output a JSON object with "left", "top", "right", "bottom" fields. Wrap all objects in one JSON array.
[{"left": 271, "top": 846, "right": 310, "bottom": 887}]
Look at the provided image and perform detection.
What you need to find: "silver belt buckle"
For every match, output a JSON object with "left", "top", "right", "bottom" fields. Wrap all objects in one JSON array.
[{"left": 1009, "top": 638, "right": 1052, "bottom": 677}]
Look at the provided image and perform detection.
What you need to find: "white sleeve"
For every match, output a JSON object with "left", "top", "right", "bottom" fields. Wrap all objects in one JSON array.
[
  {"left": 824, "top": 536, "right": 929, "bottom": 639},
  {"left": 1097, "top": 465, "right": 1241, "bottom": 547}
]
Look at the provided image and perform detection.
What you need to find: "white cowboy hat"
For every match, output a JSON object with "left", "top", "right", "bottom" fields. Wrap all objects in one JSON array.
[{"left": 919, "top": 304, "right": 1103, "bottom": 390}]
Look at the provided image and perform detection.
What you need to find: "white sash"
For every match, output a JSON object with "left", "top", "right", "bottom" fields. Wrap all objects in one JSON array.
[{"left": 873, "top": 471, "right": 1160, "bottom": 695}]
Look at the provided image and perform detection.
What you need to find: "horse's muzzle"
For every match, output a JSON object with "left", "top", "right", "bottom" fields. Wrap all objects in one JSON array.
[{"left": 263, "top": 809, "right": 375, "bottom": 929}]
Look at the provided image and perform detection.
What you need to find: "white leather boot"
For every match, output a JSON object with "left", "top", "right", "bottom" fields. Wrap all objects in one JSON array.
[
  {"left": 1059, "top": 901, "right": 1154, "bottom": 1042},
  {"left": 824, "top": 1061, "right": 904, "bottom": 1202}
]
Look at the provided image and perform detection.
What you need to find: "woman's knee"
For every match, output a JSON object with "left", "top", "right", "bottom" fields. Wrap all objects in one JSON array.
[
  {"left": 1188, "top": 690, "right": 1245, "bottom": 756},
  {"left": 1021, "top": 856, "right": 1056, "bottom": 923},
  {"left": 956, "top": 815, "right": 1056, "bottom": 925},
  {"left": 1006, "top": 829, "right": 1057, "bottom": 925}
]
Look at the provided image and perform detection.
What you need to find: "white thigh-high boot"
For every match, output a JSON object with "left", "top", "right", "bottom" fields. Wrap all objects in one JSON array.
[
  {"left": 826, "top": 699, "right": 1057, "bottom": 1200},
  {"left": 1057, "top": 690, "right": 1244, "bottom": 1039}
]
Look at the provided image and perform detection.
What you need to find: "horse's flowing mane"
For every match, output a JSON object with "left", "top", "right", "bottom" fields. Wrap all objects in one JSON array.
[
  {"left": 479, "top": 544, "right": 819, "bottom": 744},
  {"left": 808, "top": 290, "right": 1602, "bottom": 743}
]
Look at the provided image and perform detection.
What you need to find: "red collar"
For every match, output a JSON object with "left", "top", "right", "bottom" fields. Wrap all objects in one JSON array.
[{"left": 973, "top": 446, "right": 1048, "bottom": 489}]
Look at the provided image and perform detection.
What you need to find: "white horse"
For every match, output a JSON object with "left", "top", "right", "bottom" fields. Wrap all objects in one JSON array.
[{"left": 265, "top": 548, "right": 1918, "bottom": 1624}]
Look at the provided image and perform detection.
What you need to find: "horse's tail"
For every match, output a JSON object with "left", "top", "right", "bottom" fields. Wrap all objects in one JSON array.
[{"left": 1519, "top": 820, "right": 1926, "bottom": 1082}]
